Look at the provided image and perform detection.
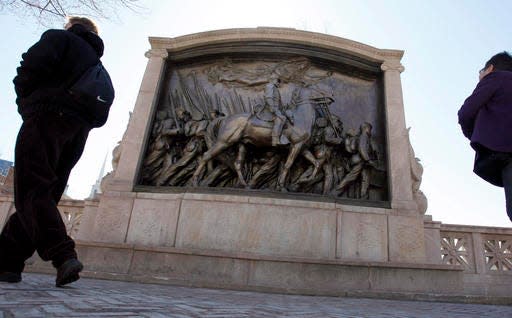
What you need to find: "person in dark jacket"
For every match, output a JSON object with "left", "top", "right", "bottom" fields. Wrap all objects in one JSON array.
[
  {"left": 0, "top": 16, "right": 106, "bottom": 286},
  {"left": 458, "top": 51, "right": 512, "bottom": 222}
]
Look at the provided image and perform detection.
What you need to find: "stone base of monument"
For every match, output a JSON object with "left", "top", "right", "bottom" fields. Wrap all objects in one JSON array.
[
  {"left": 27, "top": 242, "right": 508, "bottom": 304},
  {"left": 26, "top": 243, "right": 512, "bottom": 305},
  {"left": 19, "top": 192, "right": 511, "bottom": 304},
  {"left": 28, "top": 241, "right": 464, "bottom": 294}
]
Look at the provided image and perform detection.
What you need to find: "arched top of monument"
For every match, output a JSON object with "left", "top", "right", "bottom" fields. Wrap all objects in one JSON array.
[{"left": 148, "top": 27, "right": 403, "bottom": 70}]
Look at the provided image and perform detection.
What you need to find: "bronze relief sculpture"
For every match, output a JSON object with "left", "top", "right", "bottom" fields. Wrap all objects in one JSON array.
[{"left": 139, "top": 56, "right": 388, "bottom": 202}]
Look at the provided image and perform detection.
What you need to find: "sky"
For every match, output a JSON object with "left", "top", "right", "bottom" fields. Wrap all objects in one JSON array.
[{"left": 0, "top": 0, "right": 511, "bottom": 227}]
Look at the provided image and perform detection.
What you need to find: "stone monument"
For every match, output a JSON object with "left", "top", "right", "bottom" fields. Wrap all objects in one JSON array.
[
  {"left": 3, "top": 28, "right": 511, "bottom": 302},
  {"left": 80, "top": 25, "right": 442, "bottom": 286}
]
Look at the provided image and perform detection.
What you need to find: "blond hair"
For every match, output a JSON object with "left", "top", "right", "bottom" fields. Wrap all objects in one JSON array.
[{"left": 66, "top": 16, "right": 99, "bottom": 34}]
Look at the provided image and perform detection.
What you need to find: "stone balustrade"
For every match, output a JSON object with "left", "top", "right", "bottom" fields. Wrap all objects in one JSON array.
[
  {"left": 429, "top": 222, "right": 512, "bottom": 273},
  {"left": 58, "top": 200, "right": 86, "bottom": 238},
  {"left": 0, "top": 195, "right": 96, "bottom": 240},
  {"left": 425, "top": 220, "right": 512, "bottom": 297}
]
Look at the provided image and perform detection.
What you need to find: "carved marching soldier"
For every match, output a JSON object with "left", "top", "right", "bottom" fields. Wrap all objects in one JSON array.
[
  {"left": 156, "top": 110, "right": 213, "bottom": 186},
  {"left": 247, "top": 151, "right": 281, "bottom": 189},
  {"left": 332, "top": 122, "right": 378, "bottom": 198},
  {"left": 174, "top": 111, "right": 228, "bottom": 185},
  {"left": 143, "top": 110, "right": 176, "bottom": 182},
  {"left": 264, "top": 73, "right": 287, "bottom": 146},
  {"left": 296, "top": 117, "right": 343, "bottom": 194},
  {"left": 204, "top": 108, "right": 225, "bottom": 148},
  {"left": 144, "top": 108, "right": 188, "bottom": 184}
]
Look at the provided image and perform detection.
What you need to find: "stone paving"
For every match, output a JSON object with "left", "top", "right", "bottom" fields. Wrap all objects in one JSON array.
[{"left": 0, "top": 273, "right": 511, "bottom": 317}]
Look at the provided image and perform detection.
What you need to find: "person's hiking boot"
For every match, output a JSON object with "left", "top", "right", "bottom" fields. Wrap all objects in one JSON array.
[
  {"left": 55, "top": 258, "right": 83, "bottom": 287},
  {"left": 0, "top": 271, "right": 22, "bottom": 283}
]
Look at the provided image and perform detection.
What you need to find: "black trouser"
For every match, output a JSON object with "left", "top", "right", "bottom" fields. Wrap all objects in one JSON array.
[
  {"left": 474, "top": 146, "right": 512, "bottom": 222},
  {"left": 502, "top": 162, "right": 512, "bottom": 222},
  {"left": 0, "top": 111, "right": 90, "bottom": 273}
]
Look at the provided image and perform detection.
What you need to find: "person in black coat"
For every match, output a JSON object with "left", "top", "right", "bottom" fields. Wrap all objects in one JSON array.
[{"left": 0, "top": 16, "right": 106, "bottom": 286}]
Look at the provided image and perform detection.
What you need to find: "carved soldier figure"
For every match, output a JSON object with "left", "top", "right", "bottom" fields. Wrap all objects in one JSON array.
[
  {"left": 143, "top": 110, "right": 171, "bottom": 173},
  {"left": 156, "top": 110, "right": 212, "bottom": 186},
  {"left": 296, "top": 117, "right": 343, "bottom": 194},
  {"left": 332, "top": 122, "right": 378, "bottom": 198},
  {"left": 144, "top": 108, "right": 189, "bottom": 184},
  {"left": 205, "top": 108, "right": 225, "bottom": 144},
  {"left": 264, "top": 73, "right": 287, "bottom": 146},
  {"left": 247, "top": 151, "right": 281, "bottom": 189}
]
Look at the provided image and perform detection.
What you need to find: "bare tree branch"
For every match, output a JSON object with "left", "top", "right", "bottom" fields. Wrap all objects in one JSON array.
[
  {"left": 18, "top": 0, "right": 65, "bottom": 16},
  {"left": 1, "top": 0, "right": 145, "bottom": 26},
  {"left": 52, "top": 0, "right": 68, "bottom": 16}
]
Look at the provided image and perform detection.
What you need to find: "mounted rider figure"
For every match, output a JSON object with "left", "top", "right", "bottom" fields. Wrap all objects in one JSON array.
[{"left": 264, "top": 73, "right": 287, "bottom": 146}]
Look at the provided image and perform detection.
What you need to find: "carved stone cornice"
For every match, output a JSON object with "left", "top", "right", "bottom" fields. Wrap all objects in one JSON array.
[
  {"left": 380, "top": 60, "right": 405, "bottom": 73},
  {"left": 144, "top": 48, "right": 169, "bottom": 59},
  {"left": 148, "top": 27, "right": 404, "bottom": 64}
]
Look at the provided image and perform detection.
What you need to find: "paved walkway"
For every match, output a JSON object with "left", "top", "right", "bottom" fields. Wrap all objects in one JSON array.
[{"left": 0, "top": 273, "right": 511, "bottom": 317}]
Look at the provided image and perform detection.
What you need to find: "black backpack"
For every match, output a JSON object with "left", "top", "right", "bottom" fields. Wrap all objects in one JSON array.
[{"left": 68, "top": 62, "right": 115, "bottom": 128}]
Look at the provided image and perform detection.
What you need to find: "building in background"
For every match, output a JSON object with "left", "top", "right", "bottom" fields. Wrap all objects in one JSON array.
[
  {"left": 0, "top": 159, "right": 14, "bottom": 193},
  {"left": 0, "top": 159, "right": 13, "bottom": 177},
  {"left": 88, "top": 155, "right": 107, "bottom": 200}
]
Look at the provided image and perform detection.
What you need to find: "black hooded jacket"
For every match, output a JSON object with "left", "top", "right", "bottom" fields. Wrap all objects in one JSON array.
[{"left": 13, "top": 24, "right": 105, "bottom": 123}]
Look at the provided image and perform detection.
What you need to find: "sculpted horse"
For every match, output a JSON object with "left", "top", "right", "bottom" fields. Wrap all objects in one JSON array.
[{"left": 190, "top": 88, "right": 322, "bottom": 190}]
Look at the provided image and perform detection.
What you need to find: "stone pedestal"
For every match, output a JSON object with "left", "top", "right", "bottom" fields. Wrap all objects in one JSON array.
[{"left": 91, "top": 192, "right": 426, "bottom": 263}]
